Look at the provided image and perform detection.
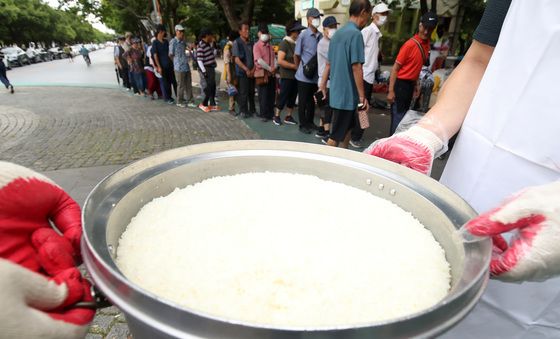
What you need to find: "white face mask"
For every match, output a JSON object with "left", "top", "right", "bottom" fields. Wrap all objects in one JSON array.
[
  {"left": 311, "top": 18, "right": 321, "bottom": 28},
  {"left": 328, "top": 28, "right": 337, "bottom": 37},
  {"left": 376, "top": 15, "right": 388, "bottom": 26},
  {"left": 260, "top": 34, "right": 270, "bottom": 42}
]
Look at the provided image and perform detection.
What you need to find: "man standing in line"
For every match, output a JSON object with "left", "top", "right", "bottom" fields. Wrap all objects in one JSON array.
[
  {"left": 387, "top": 11, "right": 437, "bottom": 134},
  {"left": 114, "top": 36, "right": 130, "bottom": 90},
  {"left": 169, "top": 24, "right": 195, "bottom": 108},
  {"left": 232, "top": 22, "right": 256, "bottom": 118},
  {"left": 294, "top": 8, "right": 323, "bottom": 134},
  {"left": 319, "top": 0, "right": 371, "bottom": 148},
  {"left": 152, "top": 24, "right": 176, "bottom": 104},
  {"left": 350, "top": 2, "right": 390, "bottom": 148},
  {"left": 197, "top": 29, "right": 219, "bottom": 112}
]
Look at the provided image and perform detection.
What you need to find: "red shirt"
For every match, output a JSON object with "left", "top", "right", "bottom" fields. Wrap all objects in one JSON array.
[{"left": 395, "top": 34, "right": 430, "bottom": 81}]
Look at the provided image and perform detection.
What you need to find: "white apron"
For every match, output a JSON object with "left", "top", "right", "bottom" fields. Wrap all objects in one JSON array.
[{"left": 440, "top": 0, "right": 560, "bottom": 337}]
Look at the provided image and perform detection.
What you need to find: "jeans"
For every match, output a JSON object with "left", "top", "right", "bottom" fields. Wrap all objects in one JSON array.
[
  {"left": 202, "top": 67, "right": 216, "bottom": 106},
  {"left": 276, "top": 78, "right": 298, "bottom": 110},
  {"left": 297, "top": 81, "right": 317, "bottom": 129},
  {"left": 257, "top": 76, "right": 276, "bottom": 119},
  {"left": 159, "top": 66, "right": 176, "bottom": 101},
  {"left": 131, "top": 72, "right": 145, "bottom": 92},
  {"left": 351, "top": 80, "right": 374, "bottom": 141},
  {"left": 390, "top": 78, "right": 415, "bottom": 135},
  {"left": 0, "top": 61, "right": 11, "bottom": 88},
  {"left": 175, "top": 71, "right": 193, "bottom": 104},
  {"left": 237, "top": 75, "right": 256, "bottom": 115}
]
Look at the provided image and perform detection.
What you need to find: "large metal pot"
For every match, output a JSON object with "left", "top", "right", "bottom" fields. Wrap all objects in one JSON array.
[{"left": 82, "top": 140, "right": 491, "bottom": 339}]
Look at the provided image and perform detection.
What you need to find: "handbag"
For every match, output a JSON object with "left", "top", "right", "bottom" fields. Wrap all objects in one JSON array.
[
  {"left": 255, "top": 71, "right": 270, "bottom": 86},
  {"left": 358, "top": 109, "right": 370, "bottom": 129},
  {"left": 303, "top": 54, "right": 318, "bottom": 79}
]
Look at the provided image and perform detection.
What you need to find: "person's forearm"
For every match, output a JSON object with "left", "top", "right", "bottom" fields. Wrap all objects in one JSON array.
[
  {"left": 257, "top": 58, "right": 272, "bottom": 72},
  {"left": 234, "top": 57, "right": 249, "bottom": 73},
  {"left": 153, "top": 54, "right": 161, "bottom": 69},
  {"left": 319, "top": 63, "right": 330, "bottom": 89},
  {"left": 198, "top": 60, "right": 206, "bottom": 73},
  {"left": 388, "top": 63, "right": 399, "bottom": 94},
  {"left": 422, "top": 41, "right": 494, "bottom": 138},
  {"left": 293, "top": 54, "right": 300, "bottom": 68},
  {"left": 352, "top": 63, "right": 365, "bottom": 99}
]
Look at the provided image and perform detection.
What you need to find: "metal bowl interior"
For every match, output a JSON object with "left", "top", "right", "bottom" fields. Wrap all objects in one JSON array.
[{"left": 82, "top": 140, "right": 491, "bottom": 339}]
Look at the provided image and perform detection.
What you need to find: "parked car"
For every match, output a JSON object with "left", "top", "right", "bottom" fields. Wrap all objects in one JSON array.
[
  {"left": 26, "top": 44, "right": 43, "bottom": 63},
  {"left": 48, "top": 46, "right": 66, "bottom": 59},
  {"left": 71, "top": 45, "right": 81, "bottom": 56},
  {"left": 1, "top": 47, "right": 30, "bottom": 67},
  {"left": 36, "top": 48, "right": 53, "bottom": 62}
]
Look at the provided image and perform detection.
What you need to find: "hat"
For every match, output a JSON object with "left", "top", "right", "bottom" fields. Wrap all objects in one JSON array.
[
  {"left": 420, "top": 11, "right": 438, "bottom": 29},
  {"left": 372, "top": 2, "right": 391, "bottom": 14},
  {"left": 287, "top": 21, "right": 306, "bottom": 32},
  {"left": 175, "top": 24, "right": 185, "bottom": 31},
  {"left": 306, "top": 8, "right": 323, "bottom": 18},
  {"left": 199, "top": 28, "right": 213, "bottom": 38},
  {"left": 322, "top": 16, "right": 339, "bottom": 28}
]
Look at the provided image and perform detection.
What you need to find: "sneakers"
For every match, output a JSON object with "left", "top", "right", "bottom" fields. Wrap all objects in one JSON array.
[
  {"left": 273, "top": 116, "right": 282, "bottom": 126},
  {"left": 187, "top": 102, "right": 197, "bottom": 108},
  {"left": 321, "top": 136, "right": 330, "bottom": 145},
  {"left": 315, "top": 129, "right": 328, "bottom": 138},
  {"left": 283, "top": 115, "right": 297, "bottom": 125},
  {"left": 166, "top": 99, "right": 175, "bottom": 105},
  {"left": 349, "top": 139, "right": 363, "bottom": 148},
  {"left": 9, "top": 85, "right": 14, "bottom": 94},
  {"left": 210, "top": 106, "right": 220, "bottom": 112},
  {"left": 176, "top": 103, "right": 186, "bottom": 108},
  {"left": 198, "top": 104, "right": 211, "bottom": 112}
]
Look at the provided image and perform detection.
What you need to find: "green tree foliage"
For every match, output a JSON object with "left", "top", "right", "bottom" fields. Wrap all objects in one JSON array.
[{"left": 0, "top": 0, "right": 110, "bottom": 46}]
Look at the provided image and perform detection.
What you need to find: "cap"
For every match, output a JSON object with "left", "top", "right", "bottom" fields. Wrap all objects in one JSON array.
[
  {"left": 199, "top": 28, "right": 213, "bottom": 38},
  {"left": 288, "top": 21, "right": 306, "bottom": 32},
  {"left": 322, "top": 16, "right": 339, "bottom": 28},
  {"left": 372, "top": 2, "right": 391, "bottom": 14},
  {"left": 175, "top": 24, "right": 185, "bottom": 31},
  {"left": 306, "top": 8, "right": 323, "bottom": 18},
  {"left": 420, "top": 11, "right": 438, "bottom": 29}
]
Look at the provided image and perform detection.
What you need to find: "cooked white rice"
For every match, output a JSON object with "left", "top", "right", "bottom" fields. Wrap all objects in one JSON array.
[{"left": 116, "top": 172, "right": 450, "bottom": 327}]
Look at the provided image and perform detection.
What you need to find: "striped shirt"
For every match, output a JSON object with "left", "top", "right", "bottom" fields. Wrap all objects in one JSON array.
[{"left": 196, "top": 40, "right": 216, "bottom": 67}]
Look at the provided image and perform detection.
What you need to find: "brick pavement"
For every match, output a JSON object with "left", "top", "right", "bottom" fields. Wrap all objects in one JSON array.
[{"left": 0, "top": 87, "right": 258, "bottom": 171}]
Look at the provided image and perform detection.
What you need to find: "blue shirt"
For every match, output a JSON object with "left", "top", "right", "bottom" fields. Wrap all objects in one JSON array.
[
  {"left": 232, "top": 37, "right": 254, "bottom": 77},
  {"left": 152, "top": 39, "right": 171, "bottom": 69},
  {"left": 328, "top": 21, "right": 365, "bottom": 110},
  {"left": 169, "top": 37, "right": 190, "bottom": 72},
  {"left": 294, "top": 28, "right": 322, "bottom": 84}
]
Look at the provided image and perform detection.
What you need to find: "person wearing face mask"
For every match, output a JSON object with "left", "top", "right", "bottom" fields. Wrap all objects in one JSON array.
[
  {"left": 315, "top": 16, "right": 340, "bottom": 142},
  {"left": 253, "top": 23, "right": 276, "bottom": 122},
  {"left": 386, "top": 11, "right": 437, "bottom": 135},
  {"left": 349, "top": 2, "right": 391, "bottom": 148},
  {"left": 318, "top": 0, "right": 372, "bottom": 148},
  {"left": 294, "top": 8, "right": 323, "bottom": 134}
]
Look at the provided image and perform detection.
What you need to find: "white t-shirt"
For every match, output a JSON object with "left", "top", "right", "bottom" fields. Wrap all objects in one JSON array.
[{"left": 361, "top": 23, "right": 382, "bottom": 85}]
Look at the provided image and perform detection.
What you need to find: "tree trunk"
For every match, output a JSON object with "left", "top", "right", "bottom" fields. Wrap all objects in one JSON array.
[
  {"left": 217, "top": 0, "right": 239, "bottom": 31},
  {"left": 241, "top": 0, "right": 255, "bottom": 26}
]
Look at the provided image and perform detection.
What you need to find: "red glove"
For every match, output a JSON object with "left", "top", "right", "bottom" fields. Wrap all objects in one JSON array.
[
  {"left": 0, "top": 161, "right": 94, "bottom": 326},
  {"left": 364, "top": 125, "right": 446, "bottom": 175},
  {"left": 466, "top": 181, "right": 560, "bottom": 282}
]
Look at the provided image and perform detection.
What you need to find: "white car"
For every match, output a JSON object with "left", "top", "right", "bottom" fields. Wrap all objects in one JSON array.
[{"left": 1, "top": 47, "right": 31, "bottom": 67}]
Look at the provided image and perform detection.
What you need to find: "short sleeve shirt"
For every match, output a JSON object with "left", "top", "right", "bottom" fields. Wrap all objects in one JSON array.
[
  {"left": 232, "top": 37, "right": 254, "bottom": 77},
  {"left": 169, "top": 37, "right": 190, "bottom": 72},
  {"left": 473, "top": 0, "right": 512, "bottom": 47},
  {"left": 152, "top": 39, "right": 171, "bottom": 69},
  {"left": 278, "top": 39, "right": 296, "bottom": 79},
  {"left": 294, "top": 28, "right": 322, "bottom": 84},
  {"left": 328, "top": 21, "right": 365, "bottom": 111},
  {"left": 395, "top": 34, "right": 430, "bottom": 81}
]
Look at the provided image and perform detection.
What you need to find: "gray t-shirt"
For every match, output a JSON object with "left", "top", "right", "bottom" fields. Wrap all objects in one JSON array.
[
  {"left": 278, "top": 39, "right": 296, "bottom": 79},
  {"left": 317, "top": 37, "right": 330, "bottom": 88}
]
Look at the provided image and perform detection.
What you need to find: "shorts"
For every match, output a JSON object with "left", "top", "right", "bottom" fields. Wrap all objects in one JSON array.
[{"left": 330, "top": 108, "right": 357, "bottom": 142}]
